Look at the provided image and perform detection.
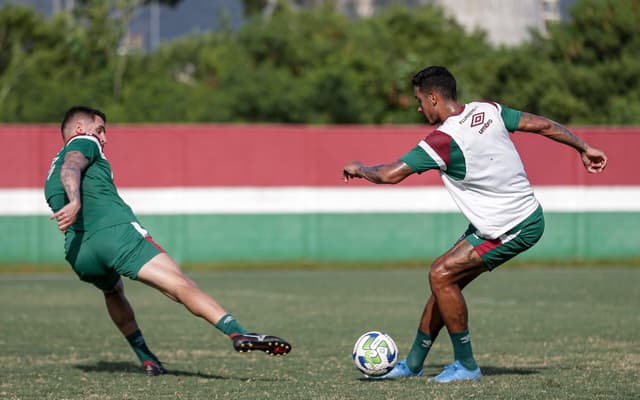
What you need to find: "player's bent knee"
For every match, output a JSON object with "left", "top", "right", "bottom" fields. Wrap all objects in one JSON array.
[{"left": 428, "top": 261, "right": 453, "bottom": 288}]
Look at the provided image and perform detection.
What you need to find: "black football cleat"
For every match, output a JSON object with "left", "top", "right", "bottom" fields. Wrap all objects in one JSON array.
[
  {"left": 231, "top": 333, "right": 292, "bottom": 356},
  {"left": 143, "top": 360, "right": 167, "bottom": 376}
]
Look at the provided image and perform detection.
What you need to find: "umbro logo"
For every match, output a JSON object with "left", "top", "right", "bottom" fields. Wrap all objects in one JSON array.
[{"left": 470, "top": 112, "right": 485, "bottom": 127}]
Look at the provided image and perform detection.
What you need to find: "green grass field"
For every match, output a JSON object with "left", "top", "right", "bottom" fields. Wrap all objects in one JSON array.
[{"left": 1, "top": 267, "right": 639, "bottom": 400}]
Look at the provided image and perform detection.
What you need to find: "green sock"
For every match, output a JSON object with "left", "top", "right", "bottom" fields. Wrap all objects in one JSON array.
[
  {"left": 449, "top": 329, "right": 478, "bottom": 370},
  {"left": 215, "top": 313, "right": 248, "bottom": 336},
  {"left": 405, "top": 329, "right": 433, "bottom": 373},
  {"left": 125, "top": 329, "right": 160, "bottom": 365}
]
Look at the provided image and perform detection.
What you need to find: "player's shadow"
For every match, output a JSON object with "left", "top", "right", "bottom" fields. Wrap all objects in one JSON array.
[
  {"left": 74, "top": 361, "right": 286, "bottom": 382},
  {"left": 74, "top": 361, "right": 225, "bottom": 379},
  {"left": 358, "top": 364, "right": 543, "bottom": 381},
  {"left": 425, "top": 364, "right": 544, "bottom": 377},
  {"left": 470, "top": 365, "right": 544, "bottom": 376}
]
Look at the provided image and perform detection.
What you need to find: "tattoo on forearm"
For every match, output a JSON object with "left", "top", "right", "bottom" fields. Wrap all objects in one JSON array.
[
  {"left": 522, "top": 113, "right": 587, "bottom": 152},
  {"left": 61, "top": 169, "right": 80, "bottom": 202},
  {"left": 359, "top": 165, "right": 386, "bottom": 184},
  {"left": 550, "top": 121, "right": 587, "bottom": 151},
  {"left": 60, "top": 152, "right": 88, "bottom": 202}
]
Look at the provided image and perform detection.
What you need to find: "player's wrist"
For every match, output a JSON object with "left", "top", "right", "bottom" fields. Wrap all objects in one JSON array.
[{"left": 68, "top": 199, "right": 82, "bottom": 209}]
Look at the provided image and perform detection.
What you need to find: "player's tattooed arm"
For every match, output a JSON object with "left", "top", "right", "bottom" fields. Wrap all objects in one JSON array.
[
  {"left": 518, "top": 112, "right": 607, "bottom": 173},
  {"left": 518, "top": 112, "right": 588, "bottom": 151},
  {"left": 343, "top": 160, "right": 414, "bottom": 184},
  {"left": 60, "top": 151, "right": 88, "bottom": 203},
  {"left": 50, "top": 151, "right": 89, "bottom": 233}
]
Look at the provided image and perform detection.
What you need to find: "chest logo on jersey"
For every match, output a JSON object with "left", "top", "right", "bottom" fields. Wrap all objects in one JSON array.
[
  {"left": 470, "top": 112, "right": 485, "bottom": 127},
  {"left": 469, "top": 112, "right": 493, "bottom": 134}
]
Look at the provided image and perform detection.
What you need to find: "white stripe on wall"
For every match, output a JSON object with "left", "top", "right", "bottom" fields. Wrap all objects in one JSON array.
[{"left": 4, "top": 186, "right": 640, "bottom": 215}]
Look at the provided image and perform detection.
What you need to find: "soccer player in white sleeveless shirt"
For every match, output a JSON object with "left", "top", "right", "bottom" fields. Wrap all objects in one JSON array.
[{"left": 343, "top": 66, "right": 607, "bottom": 382}]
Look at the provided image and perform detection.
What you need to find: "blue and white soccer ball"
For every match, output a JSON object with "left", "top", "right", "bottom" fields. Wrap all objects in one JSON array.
[{"left": 352, "top": 331, "right": 398, "bottom": 376}]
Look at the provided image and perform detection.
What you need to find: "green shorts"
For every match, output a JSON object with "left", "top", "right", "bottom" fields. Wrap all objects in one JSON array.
[
  {"left": 64, "top": 222, "right": 165, "bottom": 291},
  {"left": 464, "top": 206, "right": 544, "bottom": 270}
]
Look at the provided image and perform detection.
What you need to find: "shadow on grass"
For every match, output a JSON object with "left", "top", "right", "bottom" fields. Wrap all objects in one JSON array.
[
  {"left": 74, "top": 361, "right": 225, "bottom": 379},
  {"left": 74, "top": 361, "right": 287, "bottom": 381},
  {"left": 478, "top": 365, "right": 544, "bottom": 376},
  {"left": 424, "top": 364, "right": 544, "bottom": 377},
  {"left": 357, "top": 365, "right": 543, "bottom": 381}
]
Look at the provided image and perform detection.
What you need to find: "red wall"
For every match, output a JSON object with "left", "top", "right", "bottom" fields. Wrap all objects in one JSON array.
[{"left": 6, "top": 124, "right": 637, "bottom": 188}]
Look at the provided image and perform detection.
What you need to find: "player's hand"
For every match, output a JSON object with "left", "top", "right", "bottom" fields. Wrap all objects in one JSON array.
[
  {"left": 581, "top": 147, "right": 607, "bottom": 173},
  {"left": 343, "top": 161, "right": 363, "bottom": 182},
  {"left": 50, "top": 200, "right": 81, "bottom": 233}
]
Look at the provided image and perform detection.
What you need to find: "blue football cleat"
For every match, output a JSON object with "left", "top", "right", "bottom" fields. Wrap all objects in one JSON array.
[
  {"left": 430, "top": 360, "right": 481, "bottom": 382},
  {"left": 368, "top": 359, "right": 423, "bottom": 380}
]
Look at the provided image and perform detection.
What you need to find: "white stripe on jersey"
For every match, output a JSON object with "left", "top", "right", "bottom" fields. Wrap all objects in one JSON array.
[
  {"left": 131, "top": 221, "right": 149, "bottom": 237},
  {"left": 418, "top": 140, "right": 447, "bottom": 171}
]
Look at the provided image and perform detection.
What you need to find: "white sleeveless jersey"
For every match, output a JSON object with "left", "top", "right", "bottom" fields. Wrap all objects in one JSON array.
[{"left": 401, "top": 101, "right": 540, "bottom": 239}]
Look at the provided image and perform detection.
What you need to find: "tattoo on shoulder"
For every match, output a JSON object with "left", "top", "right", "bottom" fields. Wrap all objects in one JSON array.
[
  {"left": 63, "top": 151, "right": 89, "bottom": 169},
  {"left": 60, "top": 151, "right": 89, "bottom": 203}
]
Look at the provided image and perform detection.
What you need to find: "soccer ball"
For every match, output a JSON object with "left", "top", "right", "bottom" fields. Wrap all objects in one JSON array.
[{"left": 352, "top": 331, "right": 398, "bottom": 376}]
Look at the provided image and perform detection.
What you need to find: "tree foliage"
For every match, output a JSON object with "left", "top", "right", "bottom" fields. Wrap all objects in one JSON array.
[{"left": 1, "top": 0, "right": 639, "bottom": 124}]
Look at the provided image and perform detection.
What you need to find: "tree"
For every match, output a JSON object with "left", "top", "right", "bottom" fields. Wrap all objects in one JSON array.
[
  {"left": 2, "top": 0, "right": 639, "bottom": 124},
  {"left": 532, "top": 0, "right": 640, "bottom": 123},
  {"left": 72, "top": 0, "right": 184, "bottom": 100}
]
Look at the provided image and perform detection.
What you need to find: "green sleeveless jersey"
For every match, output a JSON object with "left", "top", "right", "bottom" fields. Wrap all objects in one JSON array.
[{"left": 44, "top": 135, "right": 138, "bottom": 233}]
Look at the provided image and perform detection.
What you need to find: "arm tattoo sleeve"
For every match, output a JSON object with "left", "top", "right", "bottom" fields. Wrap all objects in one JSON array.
[
  {"left": 358, "top": 164, "right": 387, "bottom": 184},
  {"left": 520, "top": 113, "right": 587, "bottom": 152},
  {"left": 60, "top": 151, "right": 89, "bottom": 203},
  {"left": 547, "top": 121, "right": 588, "bottom": 152}
]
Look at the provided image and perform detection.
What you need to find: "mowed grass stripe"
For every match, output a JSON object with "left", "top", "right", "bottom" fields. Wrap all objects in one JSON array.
[{"left": 1, "top": 268, "right": 639, "bottom": 399}]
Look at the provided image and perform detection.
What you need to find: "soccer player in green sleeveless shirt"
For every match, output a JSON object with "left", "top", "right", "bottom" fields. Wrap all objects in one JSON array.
[
  {"left": 45, "top": 106, "right": 291, "bottom": 376},
  {"left": 343, "top": 66, "right": 607, "bottom": 382}
]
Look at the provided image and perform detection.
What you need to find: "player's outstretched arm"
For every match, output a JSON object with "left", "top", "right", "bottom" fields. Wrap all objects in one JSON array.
[
  {"left": 517, "top": 112, "right": 608, "bottom": 174},
  {"left": 343, "top": 160, "right": 414, "bottom": 184},
  {"left": 50, "top": 151, "right": 89, "bottom": 233}
]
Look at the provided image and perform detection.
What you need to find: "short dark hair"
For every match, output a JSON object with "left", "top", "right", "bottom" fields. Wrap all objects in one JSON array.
[
  {"left": 411, "top": 66, "right": 457, "bottom": 101},
  {"left": 60, "top": 106, "right": 106, "bottom": 136}
]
